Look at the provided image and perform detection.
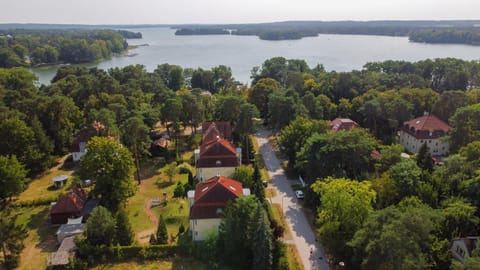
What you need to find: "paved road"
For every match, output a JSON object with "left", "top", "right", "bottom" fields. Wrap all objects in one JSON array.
[{"left": 255, "top": 128, "right": 330, "bottom": 270}]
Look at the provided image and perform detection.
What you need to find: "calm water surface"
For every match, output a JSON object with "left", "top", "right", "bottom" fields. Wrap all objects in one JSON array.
[{"left": 32, "top": 27, "right": 480, "bottom": 85}]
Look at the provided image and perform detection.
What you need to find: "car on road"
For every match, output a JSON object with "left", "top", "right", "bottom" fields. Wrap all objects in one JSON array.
[{"left": 295, "top": 190, "right": 305, "bottom": 199}]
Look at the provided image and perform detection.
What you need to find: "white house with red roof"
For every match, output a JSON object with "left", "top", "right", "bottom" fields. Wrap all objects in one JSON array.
[
  {"left": 188, "top": 176, "right": 250, "bottom": 241},
  {"left": 399, "top": 113, "right": 451, "bottom": 156},
  {"left": 195, "top": 122, "right": 241, "bottom": 181}
]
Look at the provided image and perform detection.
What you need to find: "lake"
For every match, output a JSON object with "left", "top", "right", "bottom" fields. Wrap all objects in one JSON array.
[{"left": 31, "top": 27, "right": 480, "bottom": 85}]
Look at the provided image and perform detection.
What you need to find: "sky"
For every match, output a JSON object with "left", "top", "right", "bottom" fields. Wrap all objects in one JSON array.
[{"left": 2, "top": 0, "right": 480, "bottom": 25}]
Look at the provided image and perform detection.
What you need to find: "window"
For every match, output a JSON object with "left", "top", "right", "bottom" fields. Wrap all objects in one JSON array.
[
  {"left": 420, "top": 140, "right": 424, "bottom": 143},
  {"left": 435, "top": 142, "right": 438, "bottom": 146},
  {"left": 429, "top": 140, "right": 432, "bottom": 144}
]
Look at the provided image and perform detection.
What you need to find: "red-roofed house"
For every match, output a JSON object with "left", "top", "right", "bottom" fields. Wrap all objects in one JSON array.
[
  {"left": 195, "top": 122, "right": 241, "bottom": 181},
  {"left": 50, "top": 187, "right": 98, "bottom": 224},
  {"left": 188, "top": 176, "right": 250, "bottom": 241},
  {"left": 399, "top": 113, "right": 451, "bottom": 156},
  {"left": 329, "top": 118, "right": 360, "bottom": 132}
]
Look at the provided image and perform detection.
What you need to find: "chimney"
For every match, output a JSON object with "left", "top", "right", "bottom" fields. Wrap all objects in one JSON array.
[{"left": 236, "top": 147, "right": 242, "bottom": 165}]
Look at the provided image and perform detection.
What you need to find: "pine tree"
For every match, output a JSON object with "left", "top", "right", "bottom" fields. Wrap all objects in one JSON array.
[
  {"left": 252, "top": 203, "right": 273, "bottom": 270},
  {"left": 156, "top": 215, "right": 168, "bottom": 244},
  {"left": 115, "top": 207, "right": 134, "bottom": 246},
  {"left": 251, "top": 163, "right": 265, "bottom": 202},
  {"left": 417, "top": 143, "right": 434, "bottom": 172}
]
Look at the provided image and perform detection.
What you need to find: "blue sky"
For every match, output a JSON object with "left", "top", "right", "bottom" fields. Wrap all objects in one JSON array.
[{"left": 2, "top": 0, "right": 479, "bottom": 24}]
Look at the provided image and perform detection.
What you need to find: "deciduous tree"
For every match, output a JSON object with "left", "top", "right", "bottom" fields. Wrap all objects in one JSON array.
[{"left": 79, "top": 137, "right": 136, "bottom": 212}]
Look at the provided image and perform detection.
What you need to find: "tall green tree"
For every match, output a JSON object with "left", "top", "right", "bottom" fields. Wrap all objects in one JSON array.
[
  {"left": 0, "top": 116, "right": 45, "bottom": 174},
  {"left": 312, "top": 177, "right": 376, "bottom": 261},
  {"left": 248, "top": 78, "right": 280, "bottom": 118},
  {"left": 115, "top": 207, "right": 134, "bottom": 246},
  {"left": 252, "top": 202, "right": 273, "bottom": 270},
  {"left": 84, "top": 206, "right": 117, "bottom": 246},
  {"left": 0, "top": 207, "right": 28, "bottom": 269},
  {"left": 449, "top": 103, "right": 480, "bottom": 152},
  {"left": 349, "top": 198, "right": 441, "bottom": 270},
  {"left": 79, "top": 137, "right": 136, "bottom": 212},
  {"left": 218, "top": 196, "right": 261, "bottom": 269},
  {"left": 278, "top": 116, "right": 329, "bottom": 169},
  {"left": 0, "top": 155, "right": 28, "bottom": 204},
  {"left": 156, "top": 215, "right": 168, "bottom": 244},
  {"left": 40, "top": 95, "right": 83, "bottom": 153},
  {"left": 251, "top": 163, "right": 265, "bottom": 203},
  {"left": 387, "top": 159, "right": 422, "bottom": 202},
  {"left": 297, "top": 128, "right": 377, "bottom": 180},
  {"left": 121, "top": 116, "right": 151, "bottom": 184},
  {"left": 417, "top": 143, "right": 434, "bottom": 172}
]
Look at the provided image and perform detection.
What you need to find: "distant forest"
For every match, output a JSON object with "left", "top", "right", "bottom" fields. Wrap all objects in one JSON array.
[
  {"left": 172, "top": 20, "right": 480, "bottom": 44},
  {"left": 0, "top": 29, "right": 141, "bottom": 68}
]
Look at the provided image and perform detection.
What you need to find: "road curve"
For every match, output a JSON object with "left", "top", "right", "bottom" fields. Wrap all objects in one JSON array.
[{"left": 255, "top": 128, "right": 330, "bottom": 270}]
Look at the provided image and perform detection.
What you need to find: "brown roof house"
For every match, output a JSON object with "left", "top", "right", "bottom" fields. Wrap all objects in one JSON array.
[
  {"left": 50, "top": 187, "right": 98, "bottom": 225},
  {"left": 329, "top": 118, "right": 360, "bottom": 132},
  {"left": 188, "top": 176, "right": 250, "bottom": 241},
  {"left": 195, "top": 122, "right": 241, "bottom": 181},
  {"left": 399, "top": 113, "right": 451, "bottom": 156}
]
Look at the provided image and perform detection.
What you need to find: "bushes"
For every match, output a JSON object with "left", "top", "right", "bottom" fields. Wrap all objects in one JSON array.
[
  {"left": 11, "top": 195, "right": 60, "bottom": 207},
  {"left": 75, "top": 241, "right": 178, "bottom": 266}
]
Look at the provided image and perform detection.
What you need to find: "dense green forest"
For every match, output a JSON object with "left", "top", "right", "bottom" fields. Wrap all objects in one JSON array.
[
  {"left": 1, "top": 55, "right": 480, "bottom": 268},
  {"left": 0, "top": 29, "right": 141, "bottom": 67},
  {"left": 172, "top": 20, "right": 480, "bottom": 43}
]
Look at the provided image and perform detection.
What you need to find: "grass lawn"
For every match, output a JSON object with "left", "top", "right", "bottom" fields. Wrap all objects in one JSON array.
[
  {"left": 265, "top": 188, "right": 277, "bottom": 198},
  {"left": 286, "top": 244, "right": 305, "bottom": 270},
  {"left": 91, "top": 256, "right": 234, "bottom": 270},
  {"left": 16, "top": 206, "right": 57, "bottom": 270},
  {"left": 17, "top": 155, "right": 75, "bottom": 203},
  {"left": 270, "top": 203, "right": 292, "bottom": 240},
  {"left": 127, "top": 159, "right": 190, "bottom": 244}
]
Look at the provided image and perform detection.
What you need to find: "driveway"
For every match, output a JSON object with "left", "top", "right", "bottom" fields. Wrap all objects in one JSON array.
[{"left": 255, "top": 128, "right": 330, "bottom": 270}]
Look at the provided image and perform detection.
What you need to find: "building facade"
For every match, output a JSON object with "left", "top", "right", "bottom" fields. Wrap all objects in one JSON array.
[{"left": 399, "top": 113, "right": 450, "bottom": 156}]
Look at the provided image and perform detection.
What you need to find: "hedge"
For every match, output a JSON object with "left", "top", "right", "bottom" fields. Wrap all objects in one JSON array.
[{"left": 75, "top": 241, "right": 178, "bottom": 266}]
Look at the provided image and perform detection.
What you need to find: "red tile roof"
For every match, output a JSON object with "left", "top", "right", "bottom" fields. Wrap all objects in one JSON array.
[
  {"left": 202, "top": 122, "right": 232, "bottom": 142},
  {"left": 329, "top": 118, "right": 360, "bottom": 132},
  {"left": 401, "top": 114, "right": 450, "bottom": 139},
  {"left": 190, "top": 176, "right": 243, "bottom": 219},
  {"left": 197, "top": 138, "right": 239, "bottom": 168},
  {"left": 51, "top": 193, "right": 85, "bottom": 215}
]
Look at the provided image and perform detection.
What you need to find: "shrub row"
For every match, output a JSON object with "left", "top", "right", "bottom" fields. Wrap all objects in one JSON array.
[{"left": 75, "top": 241, "right": 178, "bottom": 267}]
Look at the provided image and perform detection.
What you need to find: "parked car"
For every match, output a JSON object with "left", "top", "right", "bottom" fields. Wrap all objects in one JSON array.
[{"left": 295, "top": 190, "right": 305, "bottom": 199}]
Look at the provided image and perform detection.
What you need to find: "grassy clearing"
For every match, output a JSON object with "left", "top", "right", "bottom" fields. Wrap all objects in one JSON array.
[
  {"left": 286, "top": 244, "right": 305, "bottom": 270},
  {"left": 17, "top": 156, "right": 75, "bottom": 203},
  {"left": 16, "top": 206, "right": 57, "bottom": 270},
  {"left": 127, "top": 158, "right": 190, "bottom": 244}
]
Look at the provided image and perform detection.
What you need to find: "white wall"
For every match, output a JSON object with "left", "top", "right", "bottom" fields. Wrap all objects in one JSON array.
[
  {"left": 197, "top": 166, "right": 237, "bottom": 181},
  {"left": 190, "top": 218, "right": 221, "bottom": 241},
  {"left": 399, "top": 131, "right": 449, "bottom": 156}
]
